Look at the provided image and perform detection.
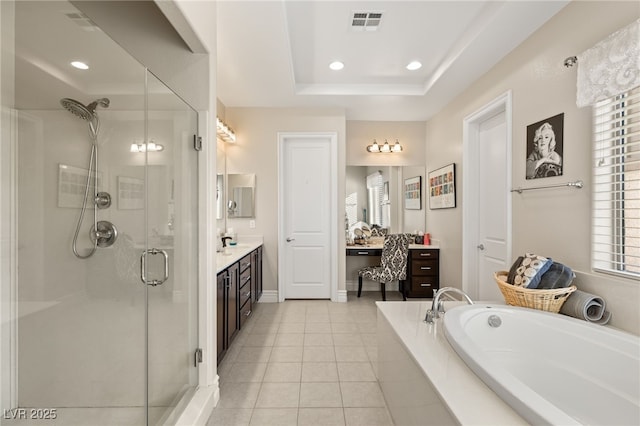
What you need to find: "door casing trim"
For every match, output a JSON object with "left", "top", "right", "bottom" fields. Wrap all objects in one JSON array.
[
  {"left": 462, "top": 91, "right": 513, "bottom": 299},
  {"left": 277, "top": 132, "right": 338, "bottom": 302}
]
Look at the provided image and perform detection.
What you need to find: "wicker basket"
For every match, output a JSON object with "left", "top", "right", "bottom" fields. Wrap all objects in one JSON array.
[{"left": 494, "top": 271, "right": 576, "bottom": 313}]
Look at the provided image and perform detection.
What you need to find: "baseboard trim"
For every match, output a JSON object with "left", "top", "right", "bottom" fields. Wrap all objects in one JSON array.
[
  {"left": 174, "top": 384, "right": 217, "bottom": 426},
  {"left": 260, "top": 290, "right": 349, "bottom": 303},
  {"left": 258, "top": 290, "right": 279, "bottom": 303}
]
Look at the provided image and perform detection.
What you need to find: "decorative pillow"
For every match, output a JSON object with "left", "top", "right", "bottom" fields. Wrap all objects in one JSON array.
[{"left": 510, "top": 253, "right": 552, "bottom": 289}]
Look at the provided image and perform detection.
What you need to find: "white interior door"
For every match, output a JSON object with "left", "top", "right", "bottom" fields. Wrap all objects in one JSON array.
[
  {"left": 463, "top": 92, "right": 512, "bottom": 301},
  {"left": 279, "top": 133, "right": 335, "bottom": 300},
  {"left": 477, "top": 111, "right": 509, "bottom": 300}
]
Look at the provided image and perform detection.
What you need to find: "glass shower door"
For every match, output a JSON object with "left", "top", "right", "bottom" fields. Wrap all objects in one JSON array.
[{"left": 145, "top": 72, "right": 199, "bottom": 424}]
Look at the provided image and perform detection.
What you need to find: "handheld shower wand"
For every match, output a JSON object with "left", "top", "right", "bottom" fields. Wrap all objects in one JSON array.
[{"left": 60, "top": 97, "right": 117, "bottom": 259}]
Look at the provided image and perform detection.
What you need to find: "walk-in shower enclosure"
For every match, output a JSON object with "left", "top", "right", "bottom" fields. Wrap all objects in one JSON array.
[{"left": 1, "top": 1, "right": 200, "bottom": 424}]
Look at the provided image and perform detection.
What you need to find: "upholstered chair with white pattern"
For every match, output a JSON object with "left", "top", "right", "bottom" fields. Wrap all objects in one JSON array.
[{"left": 357, "top": 233, "right": 412, "bottom": 301}]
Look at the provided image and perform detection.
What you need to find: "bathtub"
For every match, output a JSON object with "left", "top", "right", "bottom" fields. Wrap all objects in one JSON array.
[
  {"left": 444, "top": 304, "right": 640, "bottom": 426},
  {"left": 376, "top": 301, "right": 527, "bottom": 425}
]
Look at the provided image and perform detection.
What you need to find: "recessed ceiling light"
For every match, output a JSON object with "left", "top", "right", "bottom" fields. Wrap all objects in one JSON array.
[
  {"left": 406, "top": 61, "right": 422, "bottom": 71},
  {"left": 329, "top": 61, "right": 344, "bottom": 71},
  {"left": 70, "top": 61, "right": 89, "bottom": 70}
]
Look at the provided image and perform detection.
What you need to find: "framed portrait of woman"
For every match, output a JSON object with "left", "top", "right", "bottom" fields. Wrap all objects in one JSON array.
[{"left": 526, "top": 113, "right": 564, "bottom": 179}]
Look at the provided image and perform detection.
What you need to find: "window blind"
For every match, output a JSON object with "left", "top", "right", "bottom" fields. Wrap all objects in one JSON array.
[
  {"left": 366, "top": 171, "right": 384, "bottom": 227},
  {"left": 592, "top": 86, "right": 640, "bottom": 278}
]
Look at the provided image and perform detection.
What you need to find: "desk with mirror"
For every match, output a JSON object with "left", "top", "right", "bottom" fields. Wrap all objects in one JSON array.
[
  {"left": 346, "top": 243, "right": 439, "bottom": 298},
  {"left": 345, "top": 165, "right": 433, "bottom": 298}
]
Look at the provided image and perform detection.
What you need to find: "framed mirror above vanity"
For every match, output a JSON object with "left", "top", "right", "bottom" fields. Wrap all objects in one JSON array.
[
  {"left": 227, "top": 173, "right": 255, "bottom": 218},
  {"left": 346, "top": 165, "right": 426, "bottom": 238},
  {"left": 216, "top": 133, "right": 257, "bottom": 222},
  {"left": 217, "top": 139, "right": 226, "bottom": 230}
]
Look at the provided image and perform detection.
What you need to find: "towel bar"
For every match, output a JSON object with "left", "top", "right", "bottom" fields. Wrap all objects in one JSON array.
[{"left": 511, "top": 180, "right": 583, "bottom": 194}]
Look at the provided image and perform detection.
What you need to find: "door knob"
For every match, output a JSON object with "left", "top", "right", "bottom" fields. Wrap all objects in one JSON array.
[
  {"left": 286, "top": 237, "right": 295, "bottom": 242},
  {"left": 477, "top": 244, "right": 485, "bottom": 250}
]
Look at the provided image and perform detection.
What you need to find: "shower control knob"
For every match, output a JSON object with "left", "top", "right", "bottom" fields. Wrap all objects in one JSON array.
[
  {"left": 90, "top": 221, "right": 118, "bottom": 248},
  {"left": 95, "top": 192, "right": 112, "bottom": 209}
]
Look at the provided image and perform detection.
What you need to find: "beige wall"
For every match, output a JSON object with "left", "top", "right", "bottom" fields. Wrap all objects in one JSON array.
[
  {"left": 224, "top": 107, "right": 347, "bottom": 296},
  {"left": 425, "top": 1, "right": 640, "bottom": 334}
]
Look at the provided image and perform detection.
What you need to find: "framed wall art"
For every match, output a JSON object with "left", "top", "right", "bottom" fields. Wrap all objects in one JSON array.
[
  {"left": 58, "top": 163, "right": 101, "bottom": 209},
  {"left": 428, "top": 163, "right": 456, "bottom": 209},
  {"left": 404, "top": 176, "right": 422, "bottom": 210},
  {"left": 526, "top": 113, "right": 564, "bottom": 180}
]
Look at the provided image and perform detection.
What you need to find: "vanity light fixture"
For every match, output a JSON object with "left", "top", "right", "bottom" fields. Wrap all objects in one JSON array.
[
  {"left": 130, "top": 140, "right": 164, "bottom": 153},
  {"left": 366, "top": 138, "right": 403, "bottom": 153},
  {"left": 217, "top": 117, "right": 236, "bottom": 142}
]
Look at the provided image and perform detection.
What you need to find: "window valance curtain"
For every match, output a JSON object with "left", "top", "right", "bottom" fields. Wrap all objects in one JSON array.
[{"left": 576, "top": 19, "right": 639, "bottom": 107}]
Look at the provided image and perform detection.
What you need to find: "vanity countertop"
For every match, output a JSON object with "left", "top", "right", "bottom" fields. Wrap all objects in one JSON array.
[
  {"left": 346, "top": 243, "right": 439, "bottom": 250},
  {"left": 216, "top": 239, "right": 263, "bottom": 273}
]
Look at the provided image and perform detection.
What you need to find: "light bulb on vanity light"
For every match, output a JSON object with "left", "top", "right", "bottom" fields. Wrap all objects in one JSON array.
[
  {"left": 380, "top": 139, "right": 391, "bottom": 153},
  {"left": 130, "top": 140, "right": 164, "bottom": 153},
  {"left": 392, "top": 139, "right": 403, "bottom": 152},
  {"left": 366, "top": 139, "right": 381, "bottom": 152}
]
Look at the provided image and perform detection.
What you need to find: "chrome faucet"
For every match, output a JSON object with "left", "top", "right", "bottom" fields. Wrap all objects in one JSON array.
[{"left": 425, "top": 287, "right": 474, "bottom": 323}]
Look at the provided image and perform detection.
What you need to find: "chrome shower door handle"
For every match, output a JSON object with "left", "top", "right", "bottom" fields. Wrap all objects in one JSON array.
[{"left": 140, "top": 248, "right": 170, "bottom": 286}]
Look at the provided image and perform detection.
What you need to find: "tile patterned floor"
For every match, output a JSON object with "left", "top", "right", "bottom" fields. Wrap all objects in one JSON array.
[{"left": 206, "top": 291, "right": 407, "bottom": 426}]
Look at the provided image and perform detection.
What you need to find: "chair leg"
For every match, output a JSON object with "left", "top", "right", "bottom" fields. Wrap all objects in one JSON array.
[
  {"left": 357, "top": 276, "right": 363, "bottom": 297},
  {"left": 381, "top": 282, "right": 386, "bottom": 301},
  {"left": 401, "top": 280, "right": 407, "bottom": 301}
]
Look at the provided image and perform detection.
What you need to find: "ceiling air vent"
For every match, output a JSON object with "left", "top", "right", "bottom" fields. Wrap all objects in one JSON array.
[
  {"left": 64, "top": 12, "right": 99, "bottom": 32},
  {"left": 351, "top": 11, "right": 383, "bottom": 32}
]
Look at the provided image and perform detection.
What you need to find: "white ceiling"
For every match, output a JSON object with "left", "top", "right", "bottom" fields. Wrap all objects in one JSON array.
[{"left": 216, "top": 1, "right": 569, "bottom": 121}]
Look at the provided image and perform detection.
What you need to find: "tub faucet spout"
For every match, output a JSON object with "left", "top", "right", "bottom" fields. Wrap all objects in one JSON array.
[{"left": 425, "top": 287, "right": 474, "bottom": 323}]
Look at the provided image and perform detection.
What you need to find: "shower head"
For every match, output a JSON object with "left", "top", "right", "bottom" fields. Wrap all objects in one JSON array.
[
  {"left": 87, "top": 98, "right": 110, "bottom": 112},
  {"left": 60, "top": 97, "right": 110, "bottom": 121}
]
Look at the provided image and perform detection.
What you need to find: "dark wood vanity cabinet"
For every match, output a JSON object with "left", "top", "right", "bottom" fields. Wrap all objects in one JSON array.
[
  {"left": 347, "top": 246, "right": 440, "bottom": 299},
  {"left": 217, "top": 246, "right": 262, "bottom": 364},
  {"left": 239, "top": 254, "right": 253, "bottom": 328},
  {"left": 406, "top": 249, "right": 439, "bottom": 297},
  {"left": 217, "top": 262, "right": 239, "bottom": 362},
  {"left": 216, "top": 272, "right": 225, "bottom": 360},
  {"left": 251, "top": 246, "right": 263, "bottom": 303}
]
